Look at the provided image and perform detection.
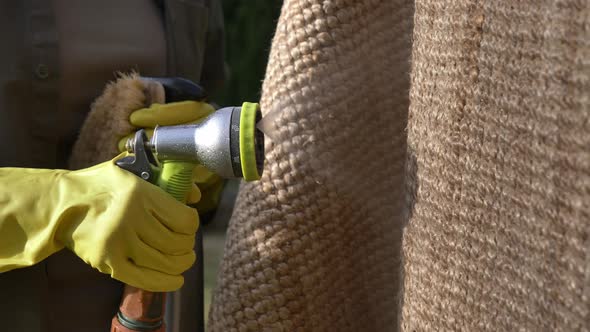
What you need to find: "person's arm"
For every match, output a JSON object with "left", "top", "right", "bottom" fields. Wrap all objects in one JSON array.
[{"left": 0, "top": 154, "right": 200, "bottom": 292}]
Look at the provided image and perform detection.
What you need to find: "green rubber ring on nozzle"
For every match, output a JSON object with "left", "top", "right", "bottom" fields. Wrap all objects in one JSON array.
[{"left": 239, "top": 102, "right": 261, "bottom": 181}]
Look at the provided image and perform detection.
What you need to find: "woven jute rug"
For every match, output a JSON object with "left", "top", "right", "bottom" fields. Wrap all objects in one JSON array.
[
  {"left": 208, "top": 0, "right": 414, "bottom": 330},
  {"left": 210, "top": 0, "right": 589, "bottom": 331},
  {"left": 401, "top": 0, "right": 589, "bottom": 330}
]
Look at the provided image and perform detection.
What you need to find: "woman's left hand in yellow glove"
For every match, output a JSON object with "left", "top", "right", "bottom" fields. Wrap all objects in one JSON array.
[{"left": 119, "top": 100, "right": 225, "bottom": 215}]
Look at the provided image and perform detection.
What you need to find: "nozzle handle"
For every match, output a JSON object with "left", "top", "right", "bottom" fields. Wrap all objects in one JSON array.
[
  {"left": 156, "top": 161, "right": 195, "bottom": 202},
  {"left": 113, "top": 161, "right": 196, "bottom": 332}
]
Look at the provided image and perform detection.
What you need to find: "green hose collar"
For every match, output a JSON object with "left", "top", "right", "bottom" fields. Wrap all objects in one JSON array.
[{"left": 239, "top": 102, "right": 261, "bottom": 181}]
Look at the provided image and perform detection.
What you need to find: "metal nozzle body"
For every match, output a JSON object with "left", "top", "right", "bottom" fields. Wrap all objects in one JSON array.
[
  {"left": 151, "top": 107, "right": 238, "bottom": 178},
  {"left": 125, "top": 104, "right": 264, "bottom": 180}
]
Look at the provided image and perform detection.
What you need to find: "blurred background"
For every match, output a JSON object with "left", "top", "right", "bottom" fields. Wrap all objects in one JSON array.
[
  {"left": 212, "top": 0, "right": 283, "bottom": 107},
  {"left": 203, "top": 0, "right": 283, "bottom": 320}
]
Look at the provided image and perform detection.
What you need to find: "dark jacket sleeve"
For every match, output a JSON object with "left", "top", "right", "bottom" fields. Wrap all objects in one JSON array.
[
  {"left": 199, "top": 0, "right": 226, "bottom": 95},
  {"left": 163, "top": 0, "right": 226, "bottom": 95}
]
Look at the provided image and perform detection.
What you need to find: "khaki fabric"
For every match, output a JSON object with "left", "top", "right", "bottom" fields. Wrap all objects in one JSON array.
[
  {"left": 0, "top": 0, "right": 223, "bottom": 170},
  {"left": 208, "top": 0, "right": 414, "bottom": 330},
  {"left": 209, "top": 0, "right": 589, "bottom": 331},
  {"left": 402, "top": 0, "right": 589, "bottom": 330}
]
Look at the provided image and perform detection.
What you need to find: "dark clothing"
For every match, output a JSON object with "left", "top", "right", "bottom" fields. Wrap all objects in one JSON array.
[{"left": 0, "top": 1, "right": 224, "bottom": 331}]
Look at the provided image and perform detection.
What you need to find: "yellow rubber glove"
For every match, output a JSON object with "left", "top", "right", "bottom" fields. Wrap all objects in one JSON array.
[
  {"left": 118, "top": 101, "right": 224, "bottom": 214},
  {"left": 0, "top": 155, "right": 200, "bottom": 292}
]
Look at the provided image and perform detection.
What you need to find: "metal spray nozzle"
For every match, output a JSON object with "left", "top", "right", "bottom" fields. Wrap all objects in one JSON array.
[{"left": 147, "top": 102, "right": 264, "bottom": 181}]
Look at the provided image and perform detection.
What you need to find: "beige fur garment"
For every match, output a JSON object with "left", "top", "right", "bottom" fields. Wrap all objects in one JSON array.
[
  {"left": 209, "top": 0, "right": 589, "bottom": 331},
  {"left": 69, "top": 73, "right": 164, "bottom": 169}
]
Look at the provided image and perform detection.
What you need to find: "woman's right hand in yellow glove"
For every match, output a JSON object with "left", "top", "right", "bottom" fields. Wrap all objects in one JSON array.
[{"left": 0, "top": 154, "right": 199, "bottom": 292}]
